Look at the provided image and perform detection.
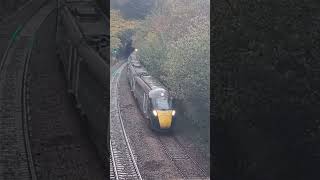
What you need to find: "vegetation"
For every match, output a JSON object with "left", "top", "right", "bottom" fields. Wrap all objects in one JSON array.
[
  {"left": 212, "top": 0, "right": 320, "bottom": 179},
  {"left": 110, "top": 0, "right": 320, "bottom": 179},
  {"left": 111, "top": 0, "right": 155, "bottom": 20},
  {"left": 111, "top": 0, "right": 210, "bottom": 139},
  {"left": 133, "top": 0, "right": 210, "bottom": 133},
  {"left": 110, "top": 9, "right": 139, "bottom": 57},
  {"left": 110, "top": 0, "right": 156, "bottom": 58}
]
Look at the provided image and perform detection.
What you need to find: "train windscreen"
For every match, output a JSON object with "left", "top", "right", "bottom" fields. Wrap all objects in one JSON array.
[{"left": 152, "top": 97, "right": 171, "bottom": 110}]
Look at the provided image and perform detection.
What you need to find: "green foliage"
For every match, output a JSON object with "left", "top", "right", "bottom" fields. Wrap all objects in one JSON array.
[
  {"left": 111, "top": 0, "right": 156, "bottom": 19},
  {"left": 110, "top": 10, "right": 140, "bottom": 52},
  {"left": 133, "top": 0, "right": 210, "bottom": 128}
]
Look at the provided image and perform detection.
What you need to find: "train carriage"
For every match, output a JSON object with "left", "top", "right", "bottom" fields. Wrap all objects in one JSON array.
[
  {"left": 127, "top": 65, "right": 148, "bottom": 90},
  {"left": 127, "top": 50, "right": 149, "bottom": 90},
  {"left": 127, "top": 53, "right": 176, "bottom": 131}
]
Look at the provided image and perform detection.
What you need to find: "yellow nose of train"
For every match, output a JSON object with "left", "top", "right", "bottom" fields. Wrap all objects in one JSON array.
[{"left": 156, "top": 110, "right": 173, "bottom": 129}]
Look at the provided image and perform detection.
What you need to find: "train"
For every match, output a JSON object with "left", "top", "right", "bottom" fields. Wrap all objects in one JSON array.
[
  {"left": 127, "top": 50, "right": 176, "bottom": 131},
  {"left": 55, "top": 0, "right": 109, "bottom": 167}
]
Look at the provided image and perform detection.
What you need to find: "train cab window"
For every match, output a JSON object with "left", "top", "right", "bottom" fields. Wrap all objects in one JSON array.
[{"left": 152, "top": 97, "right": 171, "bottom": 110}]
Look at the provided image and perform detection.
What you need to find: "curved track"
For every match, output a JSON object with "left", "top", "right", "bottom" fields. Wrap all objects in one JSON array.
[
  {"left": 157, "top": 135, "right": 208, "bottom": 179},
  {"left": 116, "top": 64, "right": 210, "bottom": 179},
  {"left": 0, "top": 0, "right": 49, "bottom": 63},
  {"left": 0, "top": 1, "right": 55, "bottom": 179},
  {"left": 110, "top": 63, "right": 142, "bottom": 180},
  {"left": 0, "top": 1, "right": 106, "bottom": 179}
]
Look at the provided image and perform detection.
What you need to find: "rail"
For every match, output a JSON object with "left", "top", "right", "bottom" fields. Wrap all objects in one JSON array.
[
  {"left": 110, "top": 63, "right": 142, "bottom": 180},
  {"left": 0, "top": 1, "right": 56, "bottom": 179}
]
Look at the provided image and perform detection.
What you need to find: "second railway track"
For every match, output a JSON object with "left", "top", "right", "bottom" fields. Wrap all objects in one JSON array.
[
  {"left": 0, "top": 0, "right": 106, "bottom": 179},
  {"left": 110, "top": 63, "right": 142, "bottom": 180},
  {"left": 0, "top": 1, "right": 56, "bottom": 179},
  {"left": 157, "top": 135, "right": 209, "bottom": 179}
]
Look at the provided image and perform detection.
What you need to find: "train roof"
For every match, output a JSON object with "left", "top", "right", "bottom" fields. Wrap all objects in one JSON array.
[
  {"left": 134, "top": 67, "right": 148, "bottom": 75},
  {"left": 131, "top": 61, "right": 141, "bottom": 67},
  {"left": 70, "top": 6, "right": 107, "bottom": 31},
  {"left": 140, "top": 75, "right": 166, "bottom": 91},
  {"left": 128, "top": 54, "right": 142, "bottom": 67},
  {"left": 129, "top": 55, "right": 143, "bottom": 69},
  {"left": 129, "top": 51, "right": 138, "bottom": 60},
  {"left": 128, "top": 60, "right": 148, "bottom": 76},
  {"left": 149, "top": 88, "right": 169, "bottom": 98},
  {"left": 79, "top": 22, "right": 108, "bottom": 36},
  {"left": 63, "top": 0, "right": 108, "bottom": 60},
  {"left": 66, "top": 3, "right": 98, "bottom": 15},
  {"left": 139, "top": 75, "right": 170, "bottom": 98},
  {"left": 127, "top": 51, "right": 169, "bottom": 96}
]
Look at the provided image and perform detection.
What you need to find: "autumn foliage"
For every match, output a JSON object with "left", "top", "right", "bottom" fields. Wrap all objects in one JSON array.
[
  {"left": 110, "top": 9, "right": 139, "bottom": 51},
  {"left": 133, "top": 0, "right": 210, "bottom": 133}
]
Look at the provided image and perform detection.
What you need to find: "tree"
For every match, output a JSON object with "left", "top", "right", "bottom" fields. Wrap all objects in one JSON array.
[
  {"left": 133, "top": 0, "right": 210, "bottom": 129},
  {"left": 111, "top": 0, "right": 156, "bottom": 20},
  {"left": 110, "top": 9, "right": 139, "bottom": 56}
]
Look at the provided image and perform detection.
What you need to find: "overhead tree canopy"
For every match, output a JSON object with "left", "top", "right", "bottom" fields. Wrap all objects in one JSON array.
[
  {"left": 111, "top": 0, "right": 156, "bottom": 20},
  {"left": 110, "top": 9, "right": 139, "bottom": 52}
]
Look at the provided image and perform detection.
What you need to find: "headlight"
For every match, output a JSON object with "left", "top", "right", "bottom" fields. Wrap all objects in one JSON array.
[
  {"left": 172, "top": 110, "right": 176, "bottom": 116},
  {"left": 152, "top": 110, "right": 157, "bottom": 116}
]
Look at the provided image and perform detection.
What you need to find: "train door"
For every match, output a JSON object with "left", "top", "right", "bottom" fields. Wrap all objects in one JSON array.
[
  {"left": 132, "top": 76, "right": 136, "bottom": 93},
  {"left": 143, "top": 93, "right": 147, "bottom": 113},
  {"left": 134, "top": 82, "right": 144, "bottom": 111},
  {"left": 138, "top": 89, "right": 144, "bottom": 112},
  {"left": 127, "top": 66, "right": 132, "bottom": 90},
  {"left": 130, "top": 67, "right": 135, "bottom": 91},
  {"left": 143, "top": 93, "right": 150, "bottom": 118}
]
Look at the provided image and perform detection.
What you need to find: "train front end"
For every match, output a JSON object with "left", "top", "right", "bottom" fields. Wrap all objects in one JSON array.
[{"left": 149, "top": 89, "right": 175, "bottom": 131}]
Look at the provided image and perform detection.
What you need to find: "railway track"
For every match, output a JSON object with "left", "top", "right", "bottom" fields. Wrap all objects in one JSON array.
[
  {"left": 26, "top": 1, "right": 106, "bottom": 179},
  {"left": 1, "top": 1, "right": 106, "bottom": 179},
  {"left": 157, "top": 135, "right": 209, "bottom": 179},
  {"left": 0, "top": 1, "right": 55, "bottom": 179},
  {"left": 0, "top": 0, "right": 49, "bottom": 62},
  {"left": 116, "top": 62, "right": 211, "bottom": 179},
  {"left": 110, "top": 63, "right": 142, "bottom": 180}
]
